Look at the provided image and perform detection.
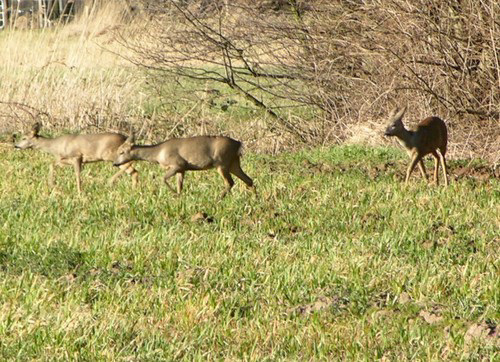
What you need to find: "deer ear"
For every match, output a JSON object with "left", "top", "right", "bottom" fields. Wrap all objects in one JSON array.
[
  {"left": 395, "top": 106, "right": 407, "bottom": 120},
  {"left": 126, "top": 132, "right": 135, "bottom": 144},
  {"left": 388, "top": 107, "right": 398, "bottom": 120},
  {"left": 389, "top": 106, "right": 406, "bottom": 123},
  {"left": 30, "top": 122, "right": 41, "bottom": 136}
]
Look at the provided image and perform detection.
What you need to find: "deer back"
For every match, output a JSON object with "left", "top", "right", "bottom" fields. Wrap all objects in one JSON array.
[
  {"left": 51, "top": 133, "right": 127, "bottom": 162},
  {"left": 414, "top": 117, "right": 448, "bottom": 156},
  {"left": 158, "top": 136, "right": 242, "bottom": 169}
]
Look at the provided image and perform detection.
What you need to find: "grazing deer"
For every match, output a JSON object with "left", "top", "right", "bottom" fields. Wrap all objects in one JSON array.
[
  {"left": 113, "top": 134, "right": 255, "bottom": 199},
  {"left": 384, "top": 107, "right": 449, "bottom": 186},
  {"left": 15, "top": 123, "right": 138, "bottom": 194}
]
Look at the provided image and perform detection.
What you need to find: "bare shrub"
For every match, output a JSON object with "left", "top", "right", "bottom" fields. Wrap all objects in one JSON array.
[
  {"left": 124, "top": 0, "right": 498, "bottom": 159},
  {"left": 2, "top": 0, "right": 497, "bottom": 161}
]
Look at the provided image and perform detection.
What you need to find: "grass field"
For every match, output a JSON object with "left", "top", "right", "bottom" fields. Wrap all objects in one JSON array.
[{"left": 0, "top": 143, "right": 498, "bottom": 360}]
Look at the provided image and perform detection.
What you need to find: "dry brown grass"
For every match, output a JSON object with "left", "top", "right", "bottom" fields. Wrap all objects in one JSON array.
[{"left": 0, "top": 2, "right": 144, "bottom": 136}]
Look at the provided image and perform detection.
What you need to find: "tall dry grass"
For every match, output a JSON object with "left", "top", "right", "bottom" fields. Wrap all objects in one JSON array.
[
  {"left": 0, "top": 2, "right": 271, "bottom": 151},
  {"left": 0, "top": 1, "right": 145, "bottom": 136}
]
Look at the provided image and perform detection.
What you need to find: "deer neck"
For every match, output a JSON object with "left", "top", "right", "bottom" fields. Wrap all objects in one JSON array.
[
  {"left": 395, "top": 128, "right": 416, "bottom": 151},
  {"left": 33, "top": 136, "right": 60, "bottom": 155},
  {"left": 132, "top": 144, "right": 160, "bottom": 162}
]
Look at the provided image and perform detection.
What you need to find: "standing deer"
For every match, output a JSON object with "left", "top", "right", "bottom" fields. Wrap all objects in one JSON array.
[
  {"left": 384, "top": 107, "right": 449, "bottom": 186},
  {"left": 15, "top": 123, "right": 138, "bottom": 194},
  {"left": 113, "top": 134, "right": 255, "bottom": 199}
]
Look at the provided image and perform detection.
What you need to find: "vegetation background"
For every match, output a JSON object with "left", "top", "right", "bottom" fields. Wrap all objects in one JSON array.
[
  {"left": 0, "top": 0, "right": 498, "bottom": 162},
  {"left": 0, "top": 0, "right": 498, "bottom": 360}
]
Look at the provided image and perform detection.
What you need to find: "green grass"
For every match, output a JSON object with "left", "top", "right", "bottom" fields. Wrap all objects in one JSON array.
[
  {"left": 141, "top": 67, "right": 319, "bottom": 132},
  {"left": 0, "top": 144, "right": 498, "bottom": 360}
]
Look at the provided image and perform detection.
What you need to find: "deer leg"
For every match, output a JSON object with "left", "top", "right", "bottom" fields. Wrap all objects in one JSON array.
[
  {"left": 431, "top": 151, "right": 440, "bottom": 185},
  {"left": 108, "top": 163, "right": 129, "bottom": 185},
  {"left": 405, "top": 153, "right": 421, "bottom": 184},
  {"left": 72, "top": 157, "right": 83, "bottom": 194},
  {"left": 108, "top": 162, "right": 138, "bottom": 187},
  {"left": 438, "top": 150, "right": 449, "bottom": 186},
  {"left": 163, "top": 166, "right": 180, "bottom": 194},
  {"left": 176, "top": 172, "right": 185, "bottom": 194},
  {"left": 49, "top": 159, "right": 65, "bottom": 188},
  {"left": 417, "top": 160, "right": 428, "bottom": 182},
  {"left": 217, "top": 166, "right": 234, "bottom": 199},
  {"left": 127, "top": 165, "right": 139, "bottom": 187},
  {"left": 230, "top": 158, "right": 256, "bottom": 194},
  {"left": 48, "top": 162, "right": 56, "bottom": 188}
]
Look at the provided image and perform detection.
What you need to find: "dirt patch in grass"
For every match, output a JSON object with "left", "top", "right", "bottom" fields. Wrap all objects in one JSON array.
[
  {"left": 385, "top": 162, "right": 498, "bottom": 182},
  {"left": 304, "top": 160, "right": 498, "bottom": 182},
  {"left": 464, "top": 322, "right": 499, "bottom": 347},
  {"left": 419, "top": 310, "right": 444, "bottom": 325},
  {"left": 451, "top": 164, "right": 499, "bottom": 181},
  {"left": 291, "top": 295, "right": 349, "bottom": 316},
  {"left": 191, "top": 212, "right": 215, "bottom": 224}
]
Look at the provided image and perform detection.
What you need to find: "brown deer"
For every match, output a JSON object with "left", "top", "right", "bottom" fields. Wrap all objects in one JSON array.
[
  {"left": 15, "top": 123, "right": 138, "bottom": 194},
  {"left": 113, "top": 134, "right": 255, "bottom": 199},
  {"left": 384, "top": 107, "right": 449, "bottom": 186}
]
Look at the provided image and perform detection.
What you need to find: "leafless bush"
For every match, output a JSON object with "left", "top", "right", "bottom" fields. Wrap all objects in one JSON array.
[{"left": 125, "top": 0, "right": 498, "bottom": 159}]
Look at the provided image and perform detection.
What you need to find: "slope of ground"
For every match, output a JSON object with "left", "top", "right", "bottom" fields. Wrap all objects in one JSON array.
[{"left": 0, "top": 144, "right": 498, "bottom": 360}]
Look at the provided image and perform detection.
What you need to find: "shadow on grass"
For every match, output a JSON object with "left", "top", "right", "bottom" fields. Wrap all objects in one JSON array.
[{"left": 0, "top": 241, "right": 86, "bottom": 278}]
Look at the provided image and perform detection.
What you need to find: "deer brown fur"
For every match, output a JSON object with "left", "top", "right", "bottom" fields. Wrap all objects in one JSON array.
[
  {"left": 384, "top": 107, "right": 449, "bottom": 186},
  {"left": 15, "top": 123, "right": 138, "bottom": 194},
  {"left": 113, "top": 134, "right": 255, "bottom": 199}
]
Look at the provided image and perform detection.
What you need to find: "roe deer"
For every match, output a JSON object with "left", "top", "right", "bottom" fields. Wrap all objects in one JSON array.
[
  {"left": 384, "top": 107, "right": 449, "bottom": 186},
  {"left": 113, "top": 134, "right": 255, "bottom": 199},
  {"left": 15, "top": 123, "right": 138, "bottom": 194}
]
